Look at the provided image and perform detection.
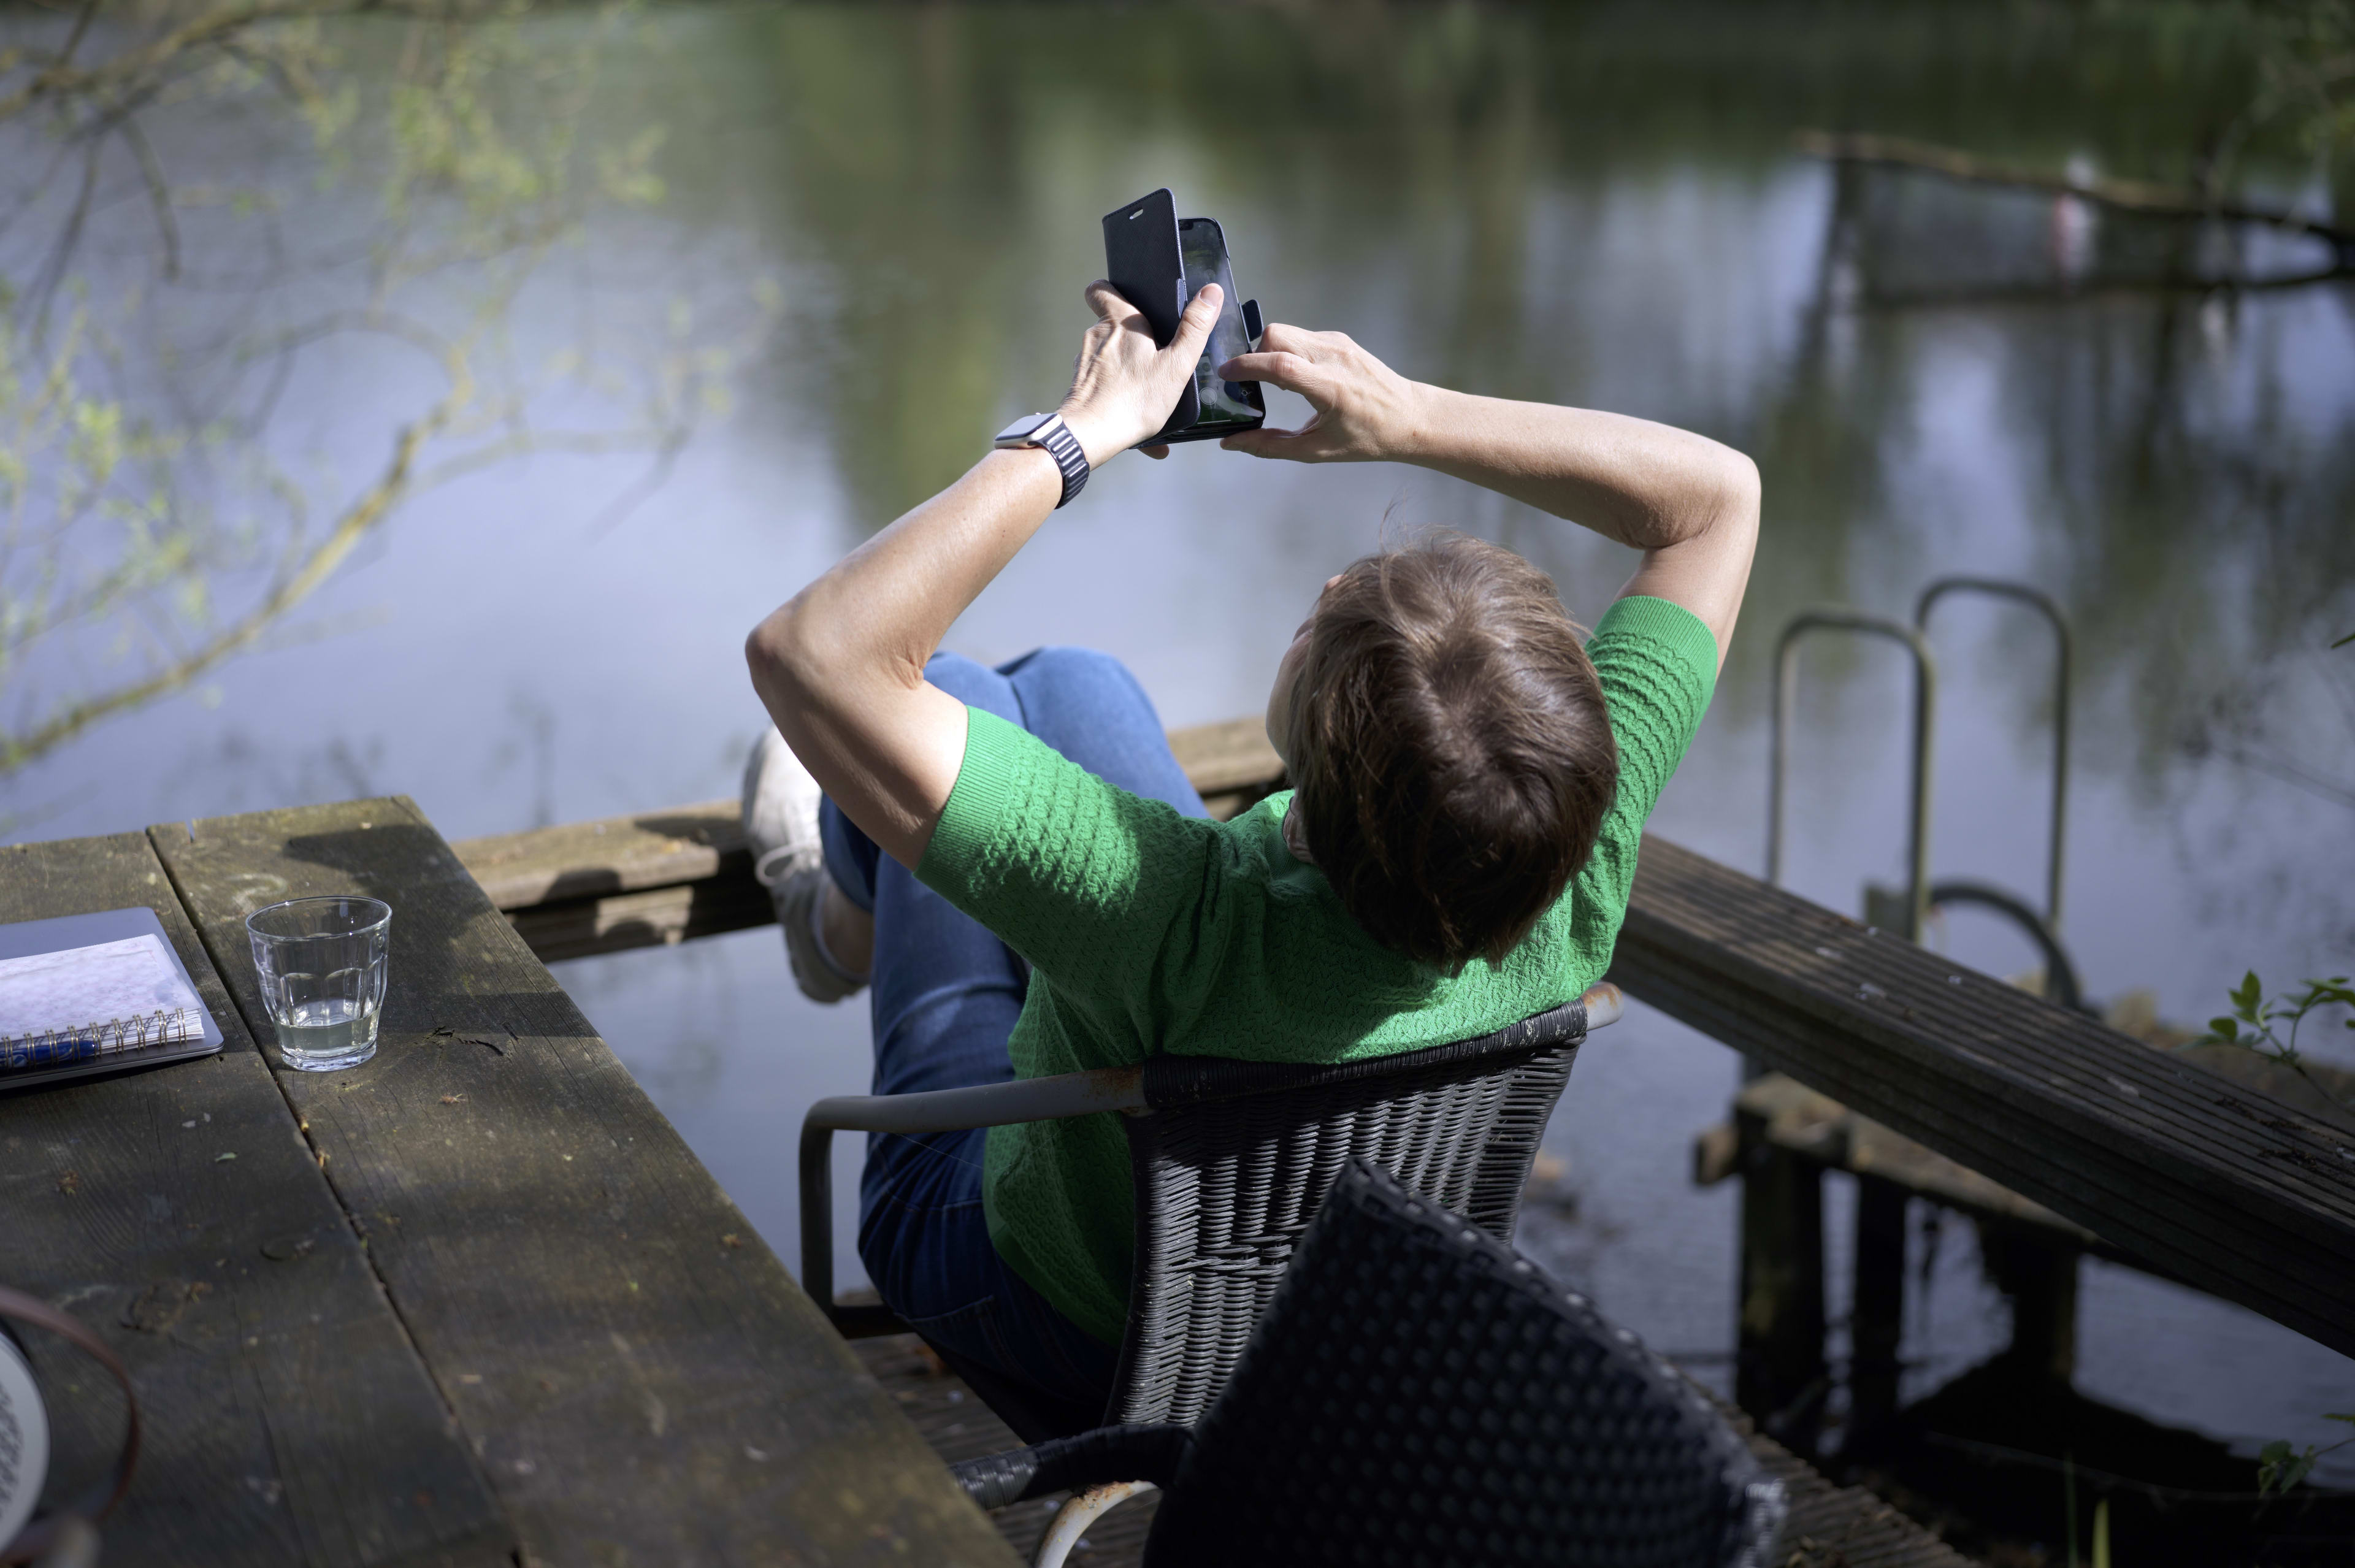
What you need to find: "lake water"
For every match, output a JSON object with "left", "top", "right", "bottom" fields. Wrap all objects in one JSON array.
[{"left": 6, "top": 1, "right": 2353, "bottom": 1489}]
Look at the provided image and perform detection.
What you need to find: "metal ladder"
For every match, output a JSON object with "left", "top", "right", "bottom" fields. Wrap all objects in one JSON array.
[{"left": 1765, "top": 576, "right": 2085, "bottom": 1010}]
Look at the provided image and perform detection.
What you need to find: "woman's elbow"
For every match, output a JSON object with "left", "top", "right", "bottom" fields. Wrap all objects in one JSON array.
[
  {"left": 745, "top": 606, "right": 814, "bottom": 710},
  {"left": 1712, "top": 448, "right": 1762, "bottom": 538}
]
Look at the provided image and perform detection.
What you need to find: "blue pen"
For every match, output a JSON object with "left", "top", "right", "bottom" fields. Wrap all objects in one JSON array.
[
  {"left": 2, "top": 1035, "right": 104, "bottom": 1071},
  {"left": 1, "top": 1009, "right": 196, "bottom": 1073}
]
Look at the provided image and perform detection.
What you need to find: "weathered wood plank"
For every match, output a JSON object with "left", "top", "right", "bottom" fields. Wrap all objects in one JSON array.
[
  {"left": 1704, "top": 1073, "right": 2107, "bottom": 1252},
  {"left": 504, "top": 865, "right": 775, "bottom": 965},
  {"left": 1734, "top": 1107, "right": 1826, "bottom": 1448},
  {"left": 450, "top": 719, "right": 1287, "bottom": 963},
  {"left": 851, "top": 1333, "right": 1158, "bottom": 1564},
  {"left": 454, "top": 800, "right": 745, "bottom": 911},
  {"left": 1849, "top": 1175, "right": 1909, "bottom": 1441},
  {"left": 0, "top": 832, "right": 511, "bottom": 1568},
  {"left": 1610, "top": 834, "right": 2355, "bottom": 1360},
  {"left": 1165, "top": 716, "right": 1284, "bottom": 797},
  {"left": 151, "top": 798, "right": 1017, "bottom": 1568}
]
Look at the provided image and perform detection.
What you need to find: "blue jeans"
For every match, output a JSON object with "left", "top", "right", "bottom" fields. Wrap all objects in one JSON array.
[{"left": 818, "top": 648, "right": 1209, "bottom": 1415}]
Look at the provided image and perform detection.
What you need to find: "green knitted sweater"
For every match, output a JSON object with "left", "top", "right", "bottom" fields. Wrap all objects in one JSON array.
[{"left": 915, "top": 594, "right": 1718, "bottom": 1344}]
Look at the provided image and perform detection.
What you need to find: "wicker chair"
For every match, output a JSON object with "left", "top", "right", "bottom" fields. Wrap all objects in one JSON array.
[
  {"left": 797, "top": 981, "right": 1622, "bottom": 1442},
  {"left": 952, "top": 1157, "right": 1788, "bottom": 1568}
]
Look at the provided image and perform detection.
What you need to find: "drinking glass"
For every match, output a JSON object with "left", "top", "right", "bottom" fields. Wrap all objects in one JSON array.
[{"left": 245, "top": 897, "right": 392, "bottom": 1072}]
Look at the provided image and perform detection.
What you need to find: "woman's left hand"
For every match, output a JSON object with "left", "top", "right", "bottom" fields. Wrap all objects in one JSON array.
[{"left": 1057, "top": 280, "right": 1222, "bottom": 466}]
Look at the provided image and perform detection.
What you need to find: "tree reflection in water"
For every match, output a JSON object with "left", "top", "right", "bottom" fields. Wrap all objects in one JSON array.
[{"left": 0, "top": 1, "right": 769, "bottom": 778}]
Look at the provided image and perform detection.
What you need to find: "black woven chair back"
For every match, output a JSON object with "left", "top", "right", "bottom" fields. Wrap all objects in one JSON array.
[
  {"left": 1141, "top": 1158, "right": 1787, "bottom": 1567},
  {"left": 1106, "top": 995, "right": 1591, "bottom": 1426}
]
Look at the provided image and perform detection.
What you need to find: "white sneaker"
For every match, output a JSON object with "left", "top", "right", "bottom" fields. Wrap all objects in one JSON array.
[{"left": 741, "top": 725, "right": 867, "bottom": 1004}]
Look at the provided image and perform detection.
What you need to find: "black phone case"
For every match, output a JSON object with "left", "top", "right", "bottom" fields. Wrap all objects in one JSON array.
[
  {"left": 1102, "top": 189, "right": 1265, "bottom": 445},
  {"left": 1103, "top": 189, "right": 1200, "bottom": 436}
]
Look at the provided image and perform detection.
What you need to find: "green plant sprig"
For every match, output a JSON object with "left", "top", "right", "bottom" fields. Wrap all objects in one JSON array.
[
  {"left": 2258, "top": 1413, "right": 2355, "bottom": 1500},
  {"left": 2195, "top": 971, "right": 2355, "bottom": 1109}
]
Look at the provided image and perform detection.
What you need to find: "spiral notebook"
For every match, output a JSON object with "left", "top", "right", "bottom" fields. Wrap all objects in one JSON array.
[{"left": 0, "top": 907, "right": 226, "bottom": 1090}]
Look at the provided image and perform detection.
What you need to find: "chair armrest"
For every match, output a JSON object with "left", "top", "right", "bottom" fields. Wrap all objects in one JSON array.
[
  {"left": 808, "top": 1067, "right": 1147, "bottom": 1136},
  {"left": 952, "top": 1424, "right": 1190, "bottom": 1511},
  {"left": 799, "top": 1068, "right": 1149, "bottom": 1337}
]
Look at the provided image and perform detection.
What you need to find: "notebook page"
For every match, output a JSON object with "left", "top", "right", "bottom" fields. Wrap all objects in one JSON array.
[{"left": 0, "top": 935, "right": 204, "bottom": 1040}]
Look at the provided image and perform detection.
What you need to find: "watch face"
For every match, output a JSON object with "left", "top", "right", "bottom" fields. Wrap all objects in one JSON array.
[{"left": 994, "top": 412, "right": 1052, "bottom": 446}]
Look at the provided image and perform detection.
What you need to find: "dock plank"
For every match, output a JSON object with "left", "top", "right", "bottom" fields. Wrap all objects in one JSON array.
[
  {"left": 1702, "top": 1073, "right": 2108, "bottom": 1251},
  {"left": 0, "top": 833, "right": 510, "bottom": 1568},
  {"left": 449, "top": 719, "right": 1285, "bottom": 963},
  {"left": 1610, "top": 833, "right": 2355, "bottom": 1361},
  {"left": 151, "top": 798, "right": 1016, "bottom": 1567}
]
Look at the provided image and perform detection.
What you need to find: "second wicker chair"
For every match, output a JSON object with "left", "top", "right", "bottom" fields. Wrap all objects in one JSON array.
[{"left": 955, "top": 1156, "right": 1788, "bottom": 1568}]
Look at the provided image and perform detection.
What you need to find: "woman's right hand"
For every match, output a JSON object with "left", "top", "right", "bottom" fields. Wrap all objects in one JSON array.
[
  {"left": 1216, "top": 324, "right": 1428, "bottom": 464},
  {"left": 1057, "top": 280, "right": 1223, "bottom": 467}
]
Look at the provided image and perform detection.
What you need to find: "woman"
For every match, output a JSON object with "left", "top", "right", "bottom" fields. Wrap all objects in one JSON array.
[{"left": 742, "top": 279, "right": 1758, "bottom": 1418}]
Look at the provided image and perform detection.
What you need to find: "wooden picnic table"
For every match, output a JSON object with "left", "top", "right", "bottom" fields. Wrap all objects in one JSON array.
[{"left": 0, "top": 798, "right": 1016, "bottom": 1567}]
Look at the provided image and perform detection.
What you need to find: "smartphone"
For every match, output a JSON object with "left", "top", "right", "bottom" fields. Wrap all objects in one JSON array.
[
  {"left": 1176, "top": 218, "right": 1266, "bottom": 438},
  {"left": 1102, "top": 189, "right": 1265, "bottom": 445}
]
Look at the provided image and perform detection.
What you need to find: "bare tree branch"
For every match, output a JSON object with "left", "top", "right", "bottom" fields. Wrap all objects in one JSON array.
[
  {"left": 25, "top": 134, "right": 104, "bottom": 340},
  {"left": 119, "top": 113, "right": 181, "bottom": 281},
  {"left": 0, "top": 345, "right": 472, "bottom": 769},
  {"left": 49, "top": 0, "right": 101, "bottom": 83},
  {"left": 0, "top": 0, "right": 755, "bottom": 775},
  {"left": 1796, "top": 130, "right": 2355, "bottom": 261},
  {"left": 0, "top": 0, "right": 477, "bottom": 126}
]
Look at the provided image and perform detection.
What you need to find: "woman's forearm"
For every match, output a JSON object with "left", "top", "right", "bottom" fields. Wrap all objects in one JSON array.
[
  {"left": 1217, "top": 326, "right": 1760, "bottom": 629},
  {"left": 754, "top": 450, "right": 1061, "bottom": 706},
  {"left": 1382, "top": 381, "right": 1759, "bottom": 664},
  {"left": 745, "top": 449, "right": 1062, "bottom": 864},
  {"left": 1395, "top": 386, "right": 1756, "bottom": 554},
  {"left": 746, "top": 280, "right": 1225, "bottom": 868}
]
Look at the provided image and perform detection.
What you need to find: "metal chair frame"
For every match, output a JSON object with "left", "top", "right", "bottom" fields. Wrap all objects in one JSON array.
[{"left": 798, "top": 982, "right": 1623, "bottom": 1439}]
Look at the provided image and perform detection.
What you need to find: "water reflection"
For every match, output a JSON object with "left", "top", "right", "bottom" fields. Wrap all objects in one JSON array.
[{"left": 6, "top": 0, "right": 2354, "bottom": 1480}]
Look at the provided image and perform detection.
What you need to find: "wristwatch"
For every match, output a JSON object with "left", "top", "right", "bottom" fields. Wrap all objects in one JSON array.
[{"left": 992, "top": 411, "right": 1090, "bottom": 508}]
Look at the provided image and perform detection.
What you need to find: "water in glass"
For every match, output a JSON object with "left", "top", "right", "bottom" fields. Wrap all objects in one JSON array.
[{"left": 245, "top": 897, "right": 391, "bottom": 1072}]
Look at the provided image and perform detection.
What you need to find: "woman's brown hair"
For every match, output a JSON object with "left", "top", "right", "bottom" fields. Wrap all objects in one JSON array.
[{"left": 1285, "top": 534, "right": 1618, "bottom": 971}]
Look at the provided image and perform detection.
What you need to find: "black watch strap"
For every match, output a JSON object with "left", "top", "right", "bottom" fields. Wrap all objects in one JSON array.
[{"left": 995, "top": 412, "right": 1090, "bottom": 508}]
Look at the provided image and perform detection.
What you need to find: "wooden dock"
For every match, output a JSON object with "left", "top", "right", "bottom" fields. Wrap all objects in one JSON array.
[
  {"left": 1609, "top": 833, "right": 2355, "bottom": 1363},
  {"left": 451, "top": 719, "right": 2355, "bottom": 1369}
]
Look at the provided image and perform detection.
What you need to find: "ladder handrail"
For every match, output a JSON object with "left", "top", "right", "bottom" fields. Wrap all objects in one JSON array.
[
  {"left": 1913, "top": 577, "right": 2072, "bottom": 929},
  {"left": 1767, "top": 610, "right": 1937, "bottom": 942}
]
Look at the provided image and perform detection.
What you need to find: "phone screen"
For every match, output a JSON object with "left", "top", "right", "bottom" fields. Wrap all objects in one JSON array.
[{"left": 1178, "top": 220, "right": 1265, "bottom": 429}]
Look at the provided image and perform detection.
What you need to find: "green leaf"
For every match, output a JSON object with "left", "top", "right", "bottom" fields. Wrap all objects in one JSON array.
[
  {"left": 2334, "top": 630, "right": 2354, "bottom": 649},
  {"left": 2259, "top": 1439, "right": 2320, "bottom": 1497},
  {"left": 2208, "top": 1017, "right": 2242, "bottom": 1044},
  {"left": 2234, "top": 970, "right": 2264, "bottom": 1009},
  {"left": 2326, "top": 1413, "right": 2355, "bottom": 1426}
]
